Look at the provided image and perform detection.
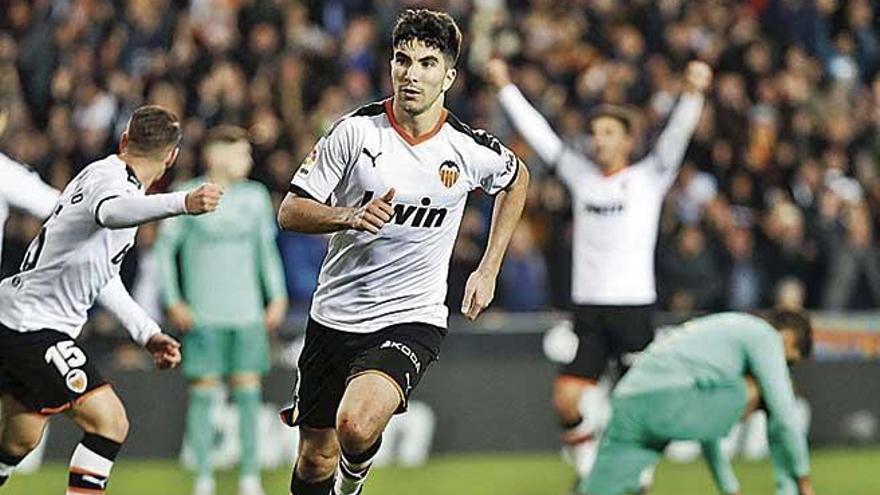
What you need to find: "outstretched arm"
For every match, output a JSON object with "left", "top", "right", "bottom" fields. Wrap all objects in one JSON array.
[
  {"left": 486, "top": 59, "right": 564, "bottom": 164},
  {"left": 462, "top": 162, "right": 529, "bottom": 320},
  {"left": 647, "top": 61, "right": 711, "bottom": 189},
  {"left": 95, "top": 184, "right": 222, "bottom": 229}
]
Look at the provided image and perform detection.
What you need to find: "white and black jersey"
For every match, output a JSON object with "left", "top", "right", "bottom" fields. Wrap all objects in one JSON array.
[
  {"left": 498, "top": 85, "right": 704, "bottom": 306},
  {"left": 0, "top": 152, "right": 60, "bottom": 261},
  {"left": 0, "top": 155, "right": 174, "bottom": 344},
  {"left": 290, "top": 99, "right": 520, "bottom": 333}
]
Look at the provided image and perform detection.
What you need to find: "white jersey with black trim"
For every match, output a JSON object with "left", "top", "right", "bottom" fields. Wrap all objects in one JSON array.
[
  {"left": 0, "top": 152, "right": 60, "bottom": 261},
  {"left": 0, "top": 155, "right": 143, "bottom": 338},
  {"left": 498, "top": 85, "right": 704, "bottom": 305},
  {"left": 290, "top": 99, "right": 520, "bottom": 333}
]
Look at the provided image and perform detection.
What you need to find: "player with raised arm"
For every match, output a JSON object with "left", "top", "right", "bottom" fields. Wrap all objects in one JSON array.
[
  {"left": 581, "top": 310, "right": 815, "bottom": 495},
  {"left": 0, "top": 105, "right": 222, "bottom": 494},
  {"left": 277, "top": 9, "right": 529, "bottom": 495},
  {"left": 486, "top": 58, "right": 712, "bottom": 487}
]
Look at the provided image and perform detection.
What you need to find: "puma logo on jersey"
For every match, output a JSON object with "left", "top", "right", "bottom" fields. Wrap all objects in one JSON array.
[
  {"left": 362, "top": 148, "right": 382, "bottom": 167},
  {"left": 360, "top": 191, "right": 447, "bottom": 228},
  {"left": 438, "top": 161, "right": 460, "bottom": 188}
]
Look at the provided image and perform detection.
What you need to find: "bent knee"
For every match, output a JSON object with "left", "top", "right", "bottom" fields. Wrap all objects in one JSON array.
[{"left": 297, "top": 448, "right": 338, "bottom": 481}]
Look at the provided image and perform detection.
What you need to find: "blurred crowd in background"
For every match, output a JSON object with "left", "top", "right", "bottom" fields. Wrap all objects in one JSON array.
[{"left": 1, "top": 0, "right": 880, "bottom": 355}]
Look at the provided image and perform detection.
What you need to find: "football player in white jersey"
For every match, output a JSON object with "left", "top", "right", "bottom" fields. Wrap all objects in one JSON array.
[
  {"left": 277, "top": 9, "right": 529, "bottom": 495},
  {"left": 0, "top": 75, "right": 59, "bottom": 268},
  {"left": 0, "top": 106, "right": 222, "bottom": 494},
  {"left": 486, "top": 58, "right": 712, "bottom": 488}
]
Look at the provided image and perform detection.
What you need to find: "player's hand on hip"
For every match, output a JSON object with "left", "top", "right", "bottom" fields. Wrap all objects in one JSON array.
[
  {"left": 146, "top": 333, "right": 182, "bottom": 370},
  {"left": 349, "top": 188, "right": 395, "bottom": 234},
  {"left": 264, "top": 298, "right": 288, "bottom": 333},
  {"left": 485, "top": 58, "right": 512, "bottom": 90},
  {"left": 461, "top": 269, "right": 496, "bottom": 321},
  {"left": 684, "top": 60, "right": 713, "bottom": 94},
  {"left": 166, "top": 301, "right": 195, "bottom": 332},
  {"left": 185, "top": 183, "right": 224, "bottom": 215}
]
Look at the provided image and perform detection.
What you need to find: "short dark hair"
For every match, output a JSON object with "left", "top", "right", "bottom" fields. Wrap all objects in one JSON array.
[
  {"left": 587, "top": 105, "right": 636, "bottom": 135},
  {"left": 392, "top": 9, "right": 461, "bottom": 66},
  {"left": 204, "top": 124, "right": 249, "bottom": 147},
  {"left": 126, "top": 105, "right": 181, "bottom": 157},
  {"left": 769, "top": 309, "right": 813, "bottom": 359}
]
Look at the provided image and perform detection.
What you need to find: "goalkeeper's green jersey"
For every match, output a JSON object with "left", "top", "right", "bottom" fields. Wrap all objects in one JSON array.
[
  {"left": 154, "top": 178, "right": 287, "bottom": 328},
  {"left": 617, "top": 312, "right": 810, "bottom": 494}
]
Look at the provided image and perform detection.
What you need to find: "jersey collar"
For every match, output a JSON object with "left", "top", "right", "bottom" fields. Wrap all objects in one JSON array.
[{"left": 384, "top": 99, "right": 448, "bottom": 146}]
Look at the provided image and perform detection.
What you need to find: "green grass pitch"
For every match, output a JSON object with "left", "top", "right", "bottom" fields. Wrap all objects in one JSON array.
[{"left": 5, "top": 449, "right": 877, "bottom": 494}]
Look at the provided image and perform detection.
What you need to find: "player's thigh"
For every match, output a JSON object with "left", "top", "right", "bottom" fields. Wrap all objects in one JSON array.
[
  {"left": 348, "top": 322, "right": 443, "bottom": 417},
  {"left": 227, "top": 325, "right": 270, "bottom": 377},
  {"left": 67, "top": 385, "right": 128, "bottom": 442},
  {"left": 561, "top": 306, "right": 611, "bottom": 382},
  {"left": 0, "top": 396, "right": 50, "bottom": 455},
  {"left": 181, "top": 327, "right": 223, "bottom": 380},
  {"left": 336, "top": 372, "right": 401, "bottom": 443},
  {"left": 281, "top": 319, "right": 351, "bottom": 430},
  {"left": 0, "top": 329, "right": 106, "bottom": 416}
]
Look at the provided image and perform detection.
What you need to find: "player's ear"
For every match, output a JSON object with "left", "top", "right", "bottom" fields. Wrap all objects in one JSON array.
[
  {"left": 119, "top": 132, "right": 129, "bottom": 154},
  {"left": 442, "top": 67, "right": 457, "bottom": 93},
  {"left": 165, "top": 145, "right": 180, "bottom": 168}
]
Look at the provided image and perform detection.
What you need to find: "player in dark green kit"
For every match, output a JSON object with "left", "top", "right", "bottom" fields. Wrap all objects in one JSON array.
[
  {"left": 581, "top": 311, "right": 815, "bottom": 495},
  {"left": 155, "top": 126, "right": 288, "bottom": 495}
]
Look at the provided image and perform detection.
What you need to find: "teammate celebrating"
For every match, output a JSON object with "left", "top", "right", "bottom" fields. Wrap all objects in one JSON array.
[
  {"left": 0, "top": 106, "right": 222, "bottom": 494},
  {"left": 486, "top": 58, "right": 712, "bottom": 485},
  {"left": 581, "top": 311, "right": 814, "bottom": 495},
  {"left": 277, "top": 9, "right": 529, "bottom": 495}
]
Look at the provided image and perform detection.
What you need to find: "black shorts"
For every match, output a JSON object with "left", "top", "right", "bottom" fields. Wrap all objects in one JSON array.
[
  {"left": 0, "top": 324, "right": 107, "bottom": 414},
  {"left": 280, "top": 318, "right": 445, "bottom": 429},
  {"left": 560, "top": 305, "right": 655, "bottom": 381}
]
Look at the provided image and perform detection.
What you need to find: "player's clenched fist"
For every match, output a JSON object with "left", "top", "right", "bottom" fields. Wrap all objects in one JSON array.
[
  {"left": 484, "top": 58, "right": 512, "bottom": 89},
  {"left": 684, "top": 60, "right": 713, "bottom": 94},
  {"left": 185, "top": 183, "right": 223, "bottom": 215},
  {"left": 348, "top": 188, "right": 395, "bottom": 234}
]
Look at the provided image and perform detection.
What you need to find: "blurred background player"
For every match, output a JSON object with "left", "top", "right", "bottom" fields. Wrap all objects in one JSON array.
[
  {"left": 155, "top": 124, "right": 288, "bottom": 495},
  {"left": 486, "top": 58, "right": 712, "bottom": 486},
  {"left": 0, "top": 105, "right": 220, "bottom": 493},
  {"left": 581, "top": 310, "right": 814, "bottom": 495},
  {"left": 277, "top": 9, "right": 528, "bottom": 495},
  {"left": 0, "top": 63, "right": 59, "bottom": 267}
]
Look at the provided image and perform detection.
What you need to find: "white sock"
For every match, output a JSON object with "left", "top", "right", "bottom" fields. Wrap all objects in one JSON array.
[
  {"left": 334, "top": 440, "right": 381, "bottom": 495},
  {"left": 67, "top": 434, "right": 120, "bottom": 495}
]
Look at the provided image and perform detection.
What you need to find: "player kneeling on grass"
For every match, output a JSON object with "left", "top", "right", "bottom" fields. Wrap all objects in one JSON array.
[
  {"left": 0, "top": 106, "right": 222, "bottom": 494},
  {"left": 580, "top": 311, "right": 815, "bottom": 495}
]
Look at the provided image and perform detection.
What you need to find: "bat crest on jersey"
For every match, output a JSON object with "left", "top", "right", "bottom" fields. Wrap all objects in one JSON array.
[
  {"left": 438, "top": 161, "right": 460, "bottom": 188},
  {"left": 65, "top": 369, "right": 88, "bottom": 394}
]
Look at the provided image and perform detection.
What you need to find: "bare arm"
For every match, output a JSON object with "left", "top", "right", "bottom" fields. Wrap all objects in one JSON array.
[
  {"left": 462, "top": 162, "right": 530, "bottom": 320},
  {"left": 277, "top": 187, "right": 395, "bottom": 235}
]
